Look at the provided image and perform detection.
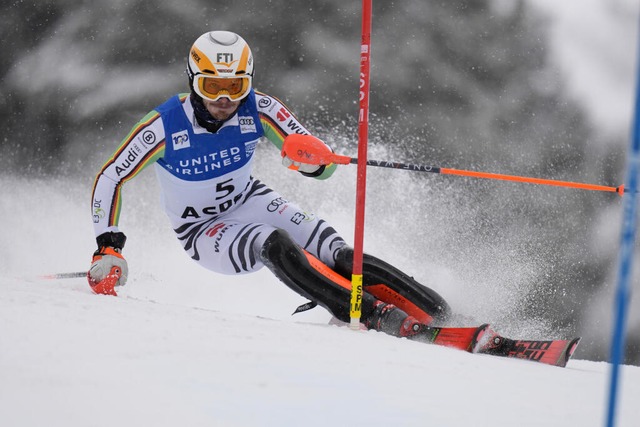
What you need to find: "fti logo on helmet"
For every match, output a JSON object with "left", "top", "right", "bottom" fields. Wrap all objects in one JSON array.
[
  {"left": 216, "top": 53, "right": 233, "bottom": 63},
  {"left": 215, "top": 53, "right": 237, "bottom": 73}
]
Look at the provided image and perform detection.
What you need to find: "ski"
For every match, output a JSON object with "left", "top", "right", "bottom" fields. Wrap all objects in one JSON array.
[
  {"left": 328, "top": 317, "right": 489, "bottom": 352},
  {"left": 474, "top": 328, "right": 581, "bottom": 368},
  {"left": 402, "top": 323, "right": 581, "bottom": 367},
  {"left": 414, "top": 323, "right": 490, "bottom": 352}
]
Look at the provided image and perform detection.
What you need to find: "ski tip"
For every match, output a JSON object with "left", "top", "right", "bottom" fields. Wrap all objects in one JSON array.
[
  {"left": 561, "top": 337, "right": 581, "bottom": 367},
  {"left": 553, "top": 337, "right": 582, "bottom": 368},
  {"left": 470, "top": 323, "right": 492, "bottom": 353}
]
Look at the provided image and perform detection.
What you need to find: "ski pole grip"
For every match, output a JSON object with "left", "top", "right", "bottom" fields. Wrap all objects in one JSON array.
[
  {"left": 328, "top": 153, "right": 353, "bottom": 165},
  {"left": 282, "top": 134, "right": 352, "bottom": 165}
]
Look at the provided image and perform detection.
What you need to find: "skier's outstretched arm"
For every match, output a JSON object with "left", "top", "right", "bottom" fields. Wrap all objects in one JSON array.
[{"left": 88, "top": 110, "right": 166, "bottom": 295}]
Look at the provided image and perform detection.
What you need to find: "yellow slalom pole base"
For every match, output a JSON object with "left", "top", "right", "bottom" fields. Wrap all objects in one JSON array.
[{"left": 349, "top": 274, "right": 363, "bottom": 330}]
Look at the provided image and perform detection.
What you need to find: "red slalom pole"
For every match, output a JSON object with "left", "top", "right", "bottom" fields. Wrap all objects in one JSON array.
[{"left": 350, "top": 0, "right": 373, "bottom": 329}]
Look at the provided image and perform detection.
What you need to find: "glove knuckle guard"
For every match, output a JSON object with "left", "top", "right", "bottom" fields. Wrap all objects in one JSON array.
[{"left": 89, "top": 253, "right": 129, "bottom": 292}]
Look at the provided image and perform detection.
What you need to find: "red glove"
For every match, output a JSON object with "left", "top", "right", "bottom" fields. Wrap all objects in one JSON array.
[
  {"left": 88, "top": 247, "right": 128, "bottom": 296},
  {"left": 281, "top": 134, "right": 350, "bottom": 168}
]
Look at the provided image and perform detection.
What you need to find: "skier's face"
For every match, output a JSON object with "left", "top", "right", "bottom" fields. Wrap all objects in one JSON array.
[{"left": 203, "top": 97, "right": 241, "bottom": 120}]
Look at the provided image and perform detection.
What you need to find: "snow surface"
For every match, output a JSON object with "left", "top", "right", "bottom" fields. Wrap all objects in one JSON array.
[
  {"left": 1, "top": 177, "right": 640, "bottom": 427},
  {"left": 3, "top": 269, "right": 640, "bottom": 427}
]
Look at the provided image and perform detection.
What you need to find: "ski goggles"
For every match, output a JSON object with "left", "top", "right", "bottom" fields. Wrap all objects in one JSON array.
[{"left": 193, "top": 74, "right": 252, "bottom": 102}]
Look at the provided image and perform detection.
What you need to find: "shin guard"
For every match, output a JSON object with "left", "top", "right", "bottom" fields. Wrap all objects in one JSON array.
[
  {"left": 334, "top": 247, "right": 451, "bottom": 325},
  {"left": 259, "top": 230, "right": 376, "bottom": 323},
  {"left": 259, "top": 230, "right": 430, "bottom": 338}
]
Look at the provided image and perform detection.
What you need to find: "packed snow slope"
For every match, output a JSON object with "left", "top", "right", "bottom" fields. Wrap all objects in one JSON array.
[
  {"left": 3, "top": 272, "right": 640, "bottom": 427},
  {"left": 1, "top": 171, "right": 640, "bottom": 427}
]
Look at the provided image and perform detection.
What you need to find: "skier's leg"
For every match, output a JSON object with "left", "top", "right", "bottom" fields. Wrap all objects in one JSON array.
[
  {"left": 258, "top": 229, "right": 425, "bottom": 337},
  {"left": 182, "top": 221, "right": 430, "bottom": 338},
  {"left": 173, "top": 179, "right": 434, "bottom": 337},
  {"left": 258, "top": 229, "right": 356, "bottom": 321},
  {"left": 333, "top": 246, "right": 451, "bottom": 325}
]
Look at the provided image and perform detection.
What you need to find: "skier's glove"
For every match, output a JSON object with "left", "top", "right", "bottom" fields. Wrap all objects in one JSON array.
[
  {"left": 281, "top": 155, "right": 324, "bottom": 175},
  {"left": 88, "top": 231, "right": 128, "bottom": 296},
  {"left": 281, "top": 134, "right": 331, "bottom": 176}
]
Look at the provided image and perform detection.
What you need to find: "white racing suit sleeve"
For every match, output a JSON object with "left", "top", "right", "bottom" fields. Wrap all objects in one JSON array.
[{"left": 91, "top": 109, "right": 167, "bottom": 238}]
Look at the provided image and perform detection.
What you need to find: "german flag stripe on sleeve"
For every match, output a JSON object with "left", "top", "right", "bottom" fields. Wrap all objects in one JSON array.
[
  {"left": 259, "top": 112, "right": 287, "bottom": 149},
  {"left": 106, "top": 110, "right": 162, "bottom": 167},
  {"left": 107, "top": 140, "right": 165, "bottom": 226},
  {"left": 91, "top": 109, "right": 165, "bottom": 228}
]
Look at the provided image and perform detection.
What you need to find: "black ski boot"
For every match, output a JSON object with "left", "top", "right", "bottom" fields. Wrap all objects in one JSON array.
[{"left": 365, "top": 301, "right": 424, "bottom": 338}]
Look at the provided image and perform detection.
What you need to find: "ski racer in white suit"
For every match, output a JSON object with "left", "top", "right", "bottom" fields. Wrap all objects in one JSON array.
[{"left": 89, "top": 31, "right": 450, "bottom": 339}]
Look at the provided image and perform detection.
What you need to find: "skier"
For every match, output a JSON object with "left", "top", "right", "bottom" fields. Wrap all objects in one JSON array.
[{"left": 88, "top": 30, "right": 450, "bottom": 340}]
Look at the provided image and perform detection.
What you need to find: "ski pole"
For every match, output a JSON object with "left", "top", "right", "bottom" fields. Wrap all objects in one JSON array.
[
  {"left": 347, "top": 158, "right": 624, "bottom": 195},
  {"left": 281, "top": 135, "right": 625, "bottom": 196},
  {"left": 39, "top": 271, "right": 87, "bottom": 280},
  {"left": 39, "top": 269, "right": 119, "bottom": 296}
]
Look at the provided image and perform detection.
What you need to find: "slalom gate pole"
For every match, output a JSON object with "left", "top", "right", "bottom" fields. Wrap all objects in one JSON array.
[
  {"left": 350, "top": 0, "right": 372, "bottom": 329},
  {"left": 606, "top": 20, "right": 640, "bottom": 427}
]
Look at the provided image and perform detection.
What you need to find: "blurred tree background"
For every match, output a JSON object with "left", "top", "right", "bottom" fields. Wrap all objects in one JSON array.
[{"left": 1, "top": 0, "right": 637, "bottom": 364}]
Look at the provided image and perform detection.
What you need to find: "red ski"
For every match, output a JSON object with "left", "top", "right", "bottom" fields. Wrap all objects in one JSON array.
[
  {"left": 416, "top": 324, "right": 580, "bottom": 367},
  {"left": 329, "top": 316, "right": 580, "bottom": 367},
  {"left": 474, "top": 327, "right": 581, "bottom": 368},
  {"left": 327, "top": 317, "right": 489, "bottom": 352},
  {"left": 416, "top": 324, "right": 490, "bottom": 352}
]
